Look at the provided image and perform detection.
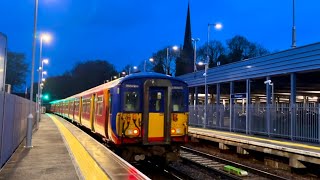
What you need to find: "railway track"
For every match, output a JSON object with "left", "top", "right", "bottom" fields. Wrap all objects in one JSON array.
[{"left": 180, "top": 146, "right": 287, "bottom": 180}]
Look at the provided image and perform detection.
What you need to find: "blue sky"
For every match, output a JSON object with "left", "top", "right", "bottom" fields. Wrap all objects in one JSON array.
[{"left": 1, "top": 0, "right": 320, "bottom": 79}]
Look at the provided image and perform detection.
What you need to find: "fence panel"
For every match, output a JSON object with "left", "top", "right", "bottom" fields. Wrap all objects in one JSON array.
[
  {"left": 189, "top": 103, "right": 320, "bottom": 143},
  {"left": 0, "top": 92, "right": 4, "bottom": 167},
  {"left": 0, "top": 93, "right": 36, "bottom": 168},
  {"left": 2, "top": 94, "right": 16, "bottom": 164},
  {"left": 294, "top": 103, "right": 319, "bottom": 142},
  {"left": 250, "top": 104, "right": 267, "bottom": 135}
]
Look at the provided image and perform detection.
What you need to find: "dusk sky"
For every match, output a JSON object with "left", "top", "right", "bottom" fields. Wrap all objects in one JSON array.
[{"left": 1, "top": 0, "right": 320, "bottom": 79}]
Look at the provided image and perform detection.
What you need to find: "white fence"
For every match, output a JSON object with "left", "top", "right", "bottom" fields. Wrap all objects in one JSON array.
[
  {"left": 189, "top": 103, "right": 320, "bottom": 143},
  {"left": 0, "top": 92, "right": 36, "bottom": 168}
]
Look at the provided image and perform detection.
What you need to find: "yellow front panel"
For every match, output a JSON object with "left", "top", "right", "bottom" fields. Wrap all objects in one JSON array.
[
  {"left": 148, "top": 113, "right": 164, "bottom": 138},
  {"left": 171, "top": 113, "right": 188, "bottom": 136}
]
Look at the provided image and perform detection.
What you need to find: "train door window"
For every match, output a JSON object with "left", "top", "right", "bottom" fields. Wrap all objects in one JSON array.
[
  {"left": 172, "top": 90, "right": 186, "bottom": 112},
  {"left": 96, "top": 95, "right": 103, "bottom": 115},
  {"left": 109, "top": 93, "right": 113, "bottom": 114},
  {"left": 123, "top": 91, "right": 140, "bottom": 112},
  {"left": 149, "top": 90, "right": 164, "bottom": 112},
  {"left": 75, "top": 101, "right": 79, "bottom": 112}
]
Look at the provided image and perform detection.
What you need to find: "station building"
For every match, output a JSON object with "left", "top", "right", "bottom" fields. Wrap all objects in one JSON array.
[{"left": 179, "top": 42, "right": 320, "bottom": 143}]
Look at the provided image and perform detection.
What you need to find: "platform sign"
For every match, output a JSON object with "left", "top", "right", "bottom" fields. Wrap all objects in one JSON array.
[
  {"left": 0, "top": 33, "right": 7, "bottom": 92},
  {"left": 230, "top": 93, "right": 247, "bottom": 99}
]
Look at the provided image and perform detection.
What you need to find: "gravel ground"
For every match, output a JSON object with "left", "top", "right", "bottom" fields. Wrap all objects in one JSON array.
[
  {"left": 185, "top": 141, "right": 319, "bottom": 180},
  {"left": 170, "top": 161, "right": 228, "bottom": 180}
]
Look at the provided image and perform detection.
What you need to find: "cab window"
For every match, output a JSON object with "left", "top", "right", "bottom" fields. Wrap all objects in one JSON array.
[
  {"left": 172, "top": 91, "right": 186, "bottom": 112},
  {"left": 123, "top": 91, "right": 140, "bottom": 112}
]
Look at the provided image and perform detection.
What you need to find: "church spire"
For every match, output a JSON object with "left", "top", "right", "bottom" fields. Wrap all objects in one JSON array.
[
  {"left": 175, "top": 2, "right": 194, "bottom": 76},
  {"left": 183, "top": 2, "right": 192, "bottom": 52}
]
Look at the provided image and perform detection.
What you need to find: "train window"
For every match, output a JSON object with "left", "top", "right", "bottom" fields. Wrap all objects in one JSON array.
[
  {"left": 149, "top": 91, "right": 164, "bottom": 112},
  {"left": 96, "top": 96, "right": 103, "bottom": 115},
  {"left": 172, "top": 91, "right": 186, "bottom": 112},
  {"left": 124, "top": 91, "right": 140, "bottom": 112}
]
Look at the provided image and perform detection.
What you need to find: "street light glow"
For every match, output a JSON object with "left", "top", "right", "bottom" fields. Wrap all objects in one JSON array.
[
  {"left": 40, "top": 33, "right": 52, "bottom": 43},
  {"left": 149, "top": 58, "right": 154, "bottom": 62},
  {"left": 42, "top": 58, "right": 49, "bottom": 64},
  {"left": 198, "top": 61, "right": 205, "bottom": 66},
  {"left": 42, "top": 71, "right": 47, "bottom": 75},
  {"left": 42, "top": 78, "right": 45, "bottom": 82},
  {"left": 133, "top": 66, "right": 138, "bottom": 70},
  {"left": 215, "top": 23, "right": 222, "bottom": 30},
  {"left": 172, "top": 45, "right": 179, "bottom": 51},
  {"left": 122, "top": 71, "right": 126, "bottom": 75}
]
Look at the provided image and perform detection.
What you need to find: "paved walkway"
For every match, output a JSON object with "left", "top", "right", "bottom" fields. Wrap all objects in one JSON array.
[{"left": 0, "top": 115, "right": 79, "bottom": 180}]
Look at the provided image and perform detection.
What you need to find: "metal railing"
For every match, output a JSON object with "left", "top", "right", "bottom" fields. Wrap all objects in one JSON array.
[{"left": 189, "top": 103, "right": 320, "bottom": 143}]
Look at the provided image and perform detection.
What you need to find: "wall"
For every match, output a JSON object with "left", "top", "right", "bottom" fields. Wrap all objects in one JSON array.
[{"left": 0, "top": 92, "right": 36, "bottom": 168}]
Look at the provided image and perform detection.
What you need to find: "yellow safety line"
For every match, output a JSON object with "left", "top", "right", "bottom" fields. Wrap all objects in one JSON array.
[
  {"left": 48, "top": 114, "right": 109, "bottom": 180},
  {"left": 191, "top": 127, "right": 320, "bottom": 151}
]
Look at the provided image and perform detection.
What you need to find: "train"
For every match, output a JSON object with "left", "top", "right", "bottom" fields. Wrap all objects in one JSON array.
[{"left": 50, "top": 72, "right": 189, "bottom": 162}]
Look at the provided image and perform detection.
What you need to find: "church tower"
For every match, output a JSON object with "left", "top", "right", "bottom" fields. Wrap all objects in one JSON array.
[{"left": 175, "top": 2, "right": 194, "bottom": 76}]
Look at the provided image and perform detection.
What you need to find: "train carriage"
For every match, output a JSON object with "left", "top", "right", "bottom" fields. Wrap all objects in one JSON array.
[{"left": 50, "top": 72, "right": 189, "bottom": 162}]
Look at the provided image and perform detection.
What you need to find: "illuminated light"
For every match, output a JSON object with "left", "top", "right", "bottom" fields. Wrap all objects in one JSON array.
[
  {"left": 43, "top": 58, "right": 49, "bottom": 64},
  {"left": 171, "top": 129, "right": 176, "bottom": 134},
  {"left": 149, "top": 58, "right": 154, "bottom": 62},
  {"left": 246, "top": 65, "right": 252, "bottom": 68},
  {"left": 172, "top": 45, "right": 179, "bottom": 51},
  {"left": 215, "top": 23, "right": 223, "bottom": 30},
  {"left": 133, "top": 66, "right": 138, "bottom": 70},
  {"left": 176, "top": 128, "right": 181, "bottom": 134},
  {"left": 133, "top": 129, "right": 138, "bottom": 134},
  {"left": 198, "top": 61, "right": 205, "bottom": 66},
  {"left": 40, "top": 33, "right": 52, "bottom": 43}
]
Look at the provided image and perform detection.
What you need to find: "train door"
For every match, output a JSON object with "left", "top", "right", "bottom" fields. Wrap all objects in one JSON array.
[{"left": 143, "top": 79, "right": 172, "bottom": 145}]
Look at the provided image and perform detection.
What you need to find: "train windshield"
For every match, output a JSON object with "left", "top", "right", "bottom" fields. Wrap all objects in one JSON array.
[
  {"left": 123, "top": 91, "right": 140, "bottom": 112},
  {"left": 172, "top": 90, "right": 186, "bottom": 112}
]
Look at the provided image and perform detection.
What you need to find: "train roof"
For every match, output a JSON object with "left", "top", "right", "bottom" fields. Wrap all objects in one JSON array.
[{"left": 50, "top": 72, "right": 187, "bottom": 104}]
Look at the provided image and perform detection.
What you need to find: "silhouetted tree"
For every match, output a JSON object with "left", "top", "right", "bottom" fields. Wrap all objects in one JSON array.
[
  {"left": 226, "top": 35, "right": 269, "bottom": 62},
  {"left": 6, "top": 51, "right": 28, "bottom": 92},
  {"left": 150, "top": 48, "right": 178, "bottom": 75},
  {"left": 197, "top": 40, "right": 226, "bottom": 68},
  {"left": 42, "top": 60, "right": 117, "bottom": 101}
]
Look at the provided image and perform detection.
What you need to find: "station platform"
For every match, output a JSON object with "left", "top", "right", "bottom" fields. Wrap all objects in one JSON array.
[
  {"left": 188, "top": 127, "right": 320, "bottom": 169},
  {"left": 0, "top": 114, "right": 149, "bottom": 180}
]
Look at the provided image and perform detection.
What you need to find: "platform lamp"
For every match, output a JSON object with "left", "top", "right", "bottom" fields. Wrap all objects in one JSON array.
[
  {"left": 198, "top": 61, "right": 209, "bottom": 128},
  {"left": 166, "top": 45, "right": 179, "bottom": 75},
  {"left": 36, "top": 33, "right": 51, "bottom": 130}
]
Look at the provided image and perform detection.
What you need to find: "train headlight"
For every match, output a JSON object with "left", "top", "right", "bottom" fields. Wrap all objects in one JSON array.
[
  {"left": 133, "top": 129, "right": 139, "bottom": 135},
  {"left": 171, "top": 129, "right": 176, "bottom": 134}
]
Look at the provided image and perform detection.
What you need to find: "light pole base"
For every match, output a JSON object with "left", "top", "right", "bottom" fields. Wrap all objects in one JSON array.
[{"left": 25, "top": 113, "right": 33, "bottom": 148}]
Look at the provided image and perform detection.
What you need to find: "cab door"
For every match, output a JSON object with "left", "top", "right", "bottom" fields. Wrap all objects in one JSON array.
[{"left": 143, "top": 79, "right": 172, "bottom": 145}]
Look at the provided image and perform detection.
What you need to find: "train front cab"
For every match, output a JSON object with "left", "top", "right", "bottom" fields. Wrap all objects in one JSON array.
[
  {"left": 117, "top": 77, "right": 188, "bottom": 146},
  {"left": 114, "top": 77, "right": 188, "bottom": 162}
]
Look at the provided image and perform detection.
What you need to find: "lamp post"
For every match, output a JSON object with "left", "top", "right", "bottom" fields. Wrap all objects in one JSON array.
[
  {"left": 198, "top": 61, "right": 208, "bottom": 128},
  {"left": 129, "top": 66, "right": 137, "bottom": 75},
  {"left": 36, "top": 33, "right": 51, "bottom": 129},
  {"left": 192, "top": 38, "right": 200, "bottom": 72},
  {"left": 26, "top": 0, "right": 39, "bottom": 148},
  {"left": 144, "top": 58, "right": 155, "bottom": 72},
  {"left": 166, "top": 45, "right": 179, "bottom": 75},
  {"left": 292, "top": 0, "right": 296, "bottom": 48},
  {"left": 39, "top": 59, "right": 48, "bottom": 115},
  {"left": 207, "top": 23, "right": 222, "bottom": 66},
  {"left": 264, "top": 80, "right": 274, "bottom": 104}
]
